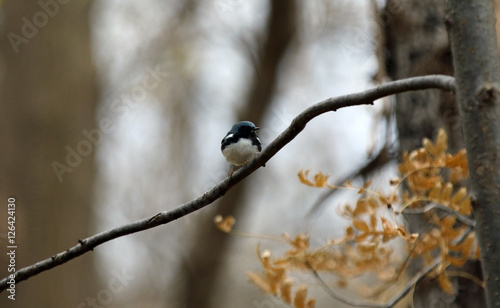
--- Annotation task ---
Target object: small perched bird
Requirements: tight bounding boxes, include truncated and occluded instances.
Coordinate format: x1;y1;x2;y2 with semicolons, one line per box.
221;121;262;175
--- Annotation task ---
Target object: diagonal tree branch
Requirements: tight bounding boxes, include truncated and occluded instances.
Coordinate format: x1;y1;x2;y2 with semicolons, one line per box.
0;74;455;292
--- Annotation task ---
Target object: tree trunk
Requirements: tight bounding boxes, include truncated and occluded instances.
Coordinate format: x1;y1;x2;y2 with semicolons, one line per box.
383;0;485;306
0;1;98;307
447;0;500;306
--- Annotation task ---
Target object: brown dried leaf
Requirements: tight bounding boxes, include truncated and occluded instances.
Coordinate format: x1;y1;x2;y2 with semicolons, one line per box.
293;285;308;308
378;194;390;205
298;169;314;186
441;215;457;229
351;200;367;217
247;271;272;294
298;170;332;188
358;243;377;253
353;220;370;233
314;172;330;187
306;299;316;308
396;226;419;243
428;182;442;199
434;128;448;157
408;233;419;243
214;215;235;233
280;279;293;304
450;233;475;257
415;148;430;164
356;232;370;242
450;187;467;205
424;128;447;158
266;267;286;294
381;216;393;232
422;138;433;154
445;149;467;169
412;175;442;190
439;182;454;201
458;196;472;215
370;214;377;229
286;234;310;254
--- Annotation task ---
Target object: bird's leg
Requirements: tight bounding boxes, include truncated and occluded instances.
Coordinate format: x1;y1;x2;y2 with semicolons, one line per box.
228;165;236;177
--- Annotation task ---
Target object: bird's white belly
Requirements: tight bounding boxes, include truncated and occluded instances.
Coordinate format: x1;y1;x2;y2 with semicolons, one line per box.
222;138;259;166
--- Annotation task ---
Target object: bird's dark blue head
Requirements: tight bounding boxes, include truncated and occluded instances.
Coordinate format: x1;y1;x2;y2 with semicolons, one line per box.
228;121;259;136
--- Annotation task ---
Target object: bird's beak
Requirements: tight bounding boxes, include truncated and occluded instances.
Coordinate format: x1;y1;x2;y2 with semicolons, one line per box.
254;127;260;131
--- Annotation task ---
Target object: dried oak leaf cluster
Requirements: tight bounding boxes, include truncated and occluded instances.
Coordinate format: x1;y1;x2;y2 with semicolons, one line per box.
215;128;480;306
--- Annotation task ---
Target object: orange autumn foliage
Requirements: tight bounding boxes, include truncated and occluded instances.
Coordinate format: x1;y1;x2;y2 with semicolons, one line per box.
216;128;480;305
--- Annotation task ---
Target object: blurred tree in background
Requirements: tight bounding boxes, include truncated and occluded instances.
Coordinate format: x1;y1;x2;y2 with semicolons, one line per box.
185;1;297;307
0;1;98;307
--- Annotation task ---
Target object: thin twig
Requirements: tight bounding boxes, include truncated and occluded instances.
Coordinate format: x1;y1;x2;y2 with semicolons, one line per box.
402;203;476;227
0;75;455;292
308;145;394;216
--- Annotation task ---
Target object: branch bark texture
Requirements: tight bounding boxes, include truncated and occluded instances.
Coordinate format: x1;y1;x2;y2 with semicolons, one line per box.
0;75;455;292
447;1;500;306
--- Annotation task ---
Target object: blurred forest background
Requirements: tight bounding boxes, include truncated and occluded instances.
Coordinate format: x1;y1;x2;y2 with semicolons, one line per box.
1;0;500;307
